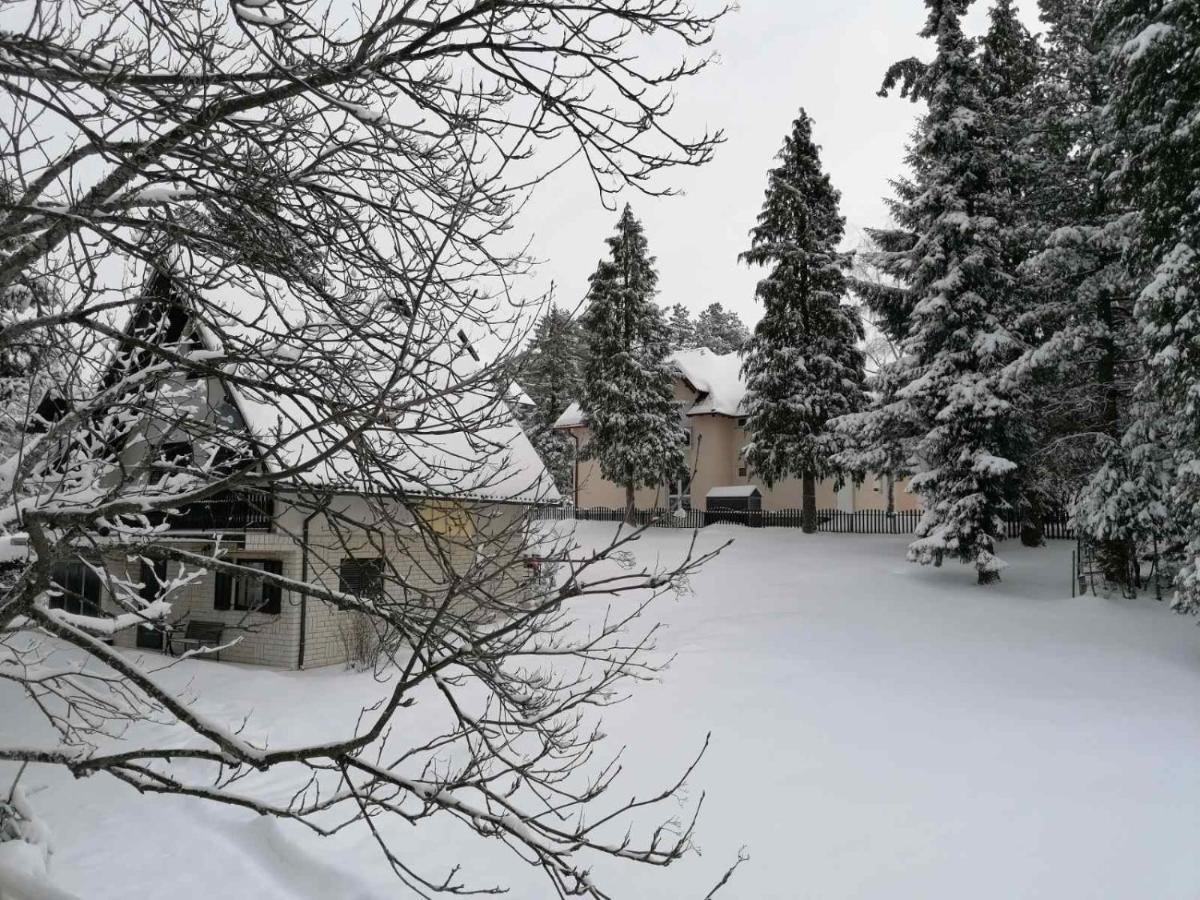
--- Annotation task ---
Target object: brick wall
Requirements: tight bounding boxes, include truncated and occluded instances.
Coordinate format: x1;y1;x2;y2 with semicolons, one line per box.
105;537;302;668
98;498;533;670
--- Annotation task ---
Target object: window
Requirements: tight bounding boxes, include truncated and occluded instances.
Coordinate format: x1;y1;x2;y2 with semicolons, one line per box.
738;465;748;477
737;416;748;429
214;558;282;614
210;443;253;475
138;559;169;649
339;558;385;599
153;440;193;474
140;558;168;603
675;402;692;447
49;560;104;617
668;477;691;512
419;501;475;538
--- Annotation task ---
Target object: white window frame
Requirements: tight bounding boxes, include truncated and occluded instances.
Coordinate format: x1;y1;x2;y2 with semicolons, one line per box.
668;476;691;512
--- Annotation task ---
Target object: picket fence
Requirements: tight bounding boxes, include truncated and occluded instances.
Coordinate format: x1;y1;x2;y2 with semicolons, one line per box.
537;505;1075;539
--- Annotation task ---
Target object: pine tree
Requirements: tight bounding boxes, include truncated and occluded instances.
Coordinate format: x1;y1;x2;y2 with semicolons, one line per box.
837;247;915;515
1092;0;1200;610
516;305;586;490
667;303;696;350
739;109;866;533
1005;0;1144;575
580;205;687;522
977;0;1046;545
693;302;750;354
868;0;1032;584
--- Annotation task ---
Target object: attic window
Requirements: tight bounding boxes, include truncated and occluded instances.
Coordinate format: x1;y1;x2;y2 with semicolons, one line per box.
210;444;253;474
737;417;748;428
26;393;70;434
155;440;193;469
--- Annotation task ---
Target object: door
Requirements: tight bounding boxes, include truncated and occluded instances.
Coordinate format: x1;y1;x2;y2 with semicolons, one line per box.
136;558;169;650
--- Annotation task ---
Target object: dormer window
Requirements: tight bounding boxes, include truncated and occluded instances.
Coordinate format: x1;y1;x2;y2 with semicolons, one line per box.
154;440;193;470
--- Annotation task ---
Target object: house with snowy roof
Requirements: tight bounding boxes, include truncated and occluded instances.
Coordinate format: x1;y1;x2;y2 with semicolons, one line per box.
32;265;557;669
553;347;920;515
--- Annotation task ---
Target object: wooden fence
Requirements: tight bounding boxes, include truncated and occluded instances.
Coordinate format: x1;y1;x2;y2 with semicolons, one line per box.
536;505;1075;539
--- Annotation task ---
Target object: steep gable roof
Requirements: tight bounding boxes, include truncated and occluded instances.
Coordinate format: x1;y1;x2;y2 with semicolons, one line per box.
552;348;748;430
94;265;557;504
669;348;747;417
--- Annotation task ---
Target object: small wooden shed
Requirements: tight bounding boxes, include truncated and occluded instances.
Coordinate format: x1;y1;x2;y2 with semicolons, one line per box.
706;485;763;512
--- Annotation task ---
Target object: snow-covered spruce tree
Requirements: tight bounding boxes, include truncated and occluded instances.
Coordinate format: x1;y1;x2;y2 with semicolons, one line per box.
514;305;586;490
739;110;866;533
873;0;1033;584
0;1;742;895
1004;0;1145;576
693;302;750;354
975;0;1048;545
836;240;914;514
581;205;687;523
834;178;925;503
1092;0;1200;610
667;302;697;350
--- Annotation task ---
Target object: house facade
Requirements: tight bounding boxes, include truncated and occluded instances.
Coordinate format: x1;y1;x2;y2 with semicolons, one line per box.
81;493;532;669
39;269;555;669
553;348;921;514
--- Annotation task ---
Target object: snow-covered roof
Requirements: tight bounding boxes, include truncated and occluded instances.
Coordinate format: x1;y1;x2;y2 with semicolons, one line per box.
506;380;535;409
153;265;558;504
553;401;585;430
671;348;747;417
707;485;761;498
551;348;747;432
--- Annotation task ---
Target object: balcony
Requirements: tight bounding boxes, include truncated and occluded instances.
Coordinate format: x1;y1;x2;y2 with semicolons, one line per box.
164;490;274;532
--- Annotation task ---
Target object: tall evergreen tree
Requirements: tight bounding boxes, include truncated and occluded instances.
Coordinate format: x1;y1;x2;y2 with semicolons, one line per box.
580;205;687;522
1089;0;1200;610
864;0;1032;584
693;302;751;354
515;305;586;490
1007;0;1144;577
739;109;866;533
977;0;1047;545
837;247;915;516
667;302;697;350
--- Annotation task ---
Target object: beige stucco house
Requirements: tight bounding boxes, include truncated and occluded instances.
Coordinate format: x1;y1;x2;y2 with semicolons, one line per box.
40;268;556;669
553;348;921;514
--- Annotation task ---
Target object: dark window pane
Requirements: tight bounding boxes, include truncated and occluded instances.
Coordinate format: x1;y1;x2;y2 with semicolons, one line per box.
49;560;103;617
339;558;384;599
214;558;282;614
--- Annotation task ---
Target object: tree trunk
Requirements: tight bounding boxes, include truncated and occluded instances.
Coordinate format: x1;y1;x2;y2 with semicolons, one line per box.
885;472;895;516
978;566;1002;586
801;471;817;534
1092;177;1137;592
624;482;636;525
1021;493;1044;548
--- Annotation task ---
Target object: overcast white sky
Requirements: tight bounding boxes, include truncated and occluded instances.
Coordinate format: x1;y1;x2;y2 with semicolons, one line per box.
512;0;1040;331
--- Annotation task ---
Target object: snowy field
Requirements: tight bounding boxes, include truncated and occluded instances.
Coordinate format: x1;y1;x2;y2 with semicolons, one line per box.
4;523;1200;898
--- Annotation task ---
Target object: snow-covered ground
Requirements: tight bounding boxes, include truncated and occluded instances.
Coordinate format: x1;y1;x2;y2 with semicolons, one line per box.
4;524;1200;898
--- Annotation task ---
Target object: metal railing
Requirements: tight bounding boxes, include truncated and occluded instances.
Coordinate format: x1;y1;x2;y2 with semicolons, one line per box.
165;490;274;532
537;505;1075;539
